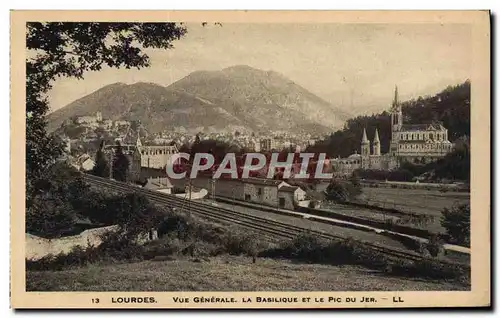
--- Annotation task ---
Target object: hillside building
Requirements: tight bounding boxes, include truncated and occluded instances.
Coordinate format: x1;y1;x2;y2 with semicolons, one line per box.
75;112;102;125
102;130;180;182
260;138;276;152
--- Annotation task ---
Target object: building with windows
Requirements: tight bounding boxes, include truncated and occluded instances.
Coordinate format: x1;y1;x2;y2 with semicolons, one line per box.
333;87;454;175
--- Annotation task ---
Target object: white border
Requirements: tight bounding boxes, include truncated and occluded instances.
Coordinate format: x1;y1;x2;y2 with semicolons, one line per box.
4;1;498;317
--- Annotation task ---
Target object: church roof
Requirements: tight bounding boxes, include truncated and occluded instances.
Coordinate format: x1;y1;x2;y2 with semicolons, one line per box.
398;140;429;144
348;153;361;158
398;139;450;144
400;124;446;132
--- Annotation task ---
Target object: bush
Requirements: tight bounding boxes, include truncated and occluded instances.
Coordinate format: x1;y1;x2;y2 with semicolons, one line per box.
439;185;449;193
261;234;386;268
26;195;77;239
222;231;260;256
440;203;470;246
26;162;90;238
424;235;444;257
325;178;362;203
325;180;349;203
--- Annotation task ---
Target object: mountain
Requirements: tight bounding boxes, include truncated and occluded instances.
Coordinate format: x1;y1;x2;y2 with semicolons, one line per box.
47;65;350;135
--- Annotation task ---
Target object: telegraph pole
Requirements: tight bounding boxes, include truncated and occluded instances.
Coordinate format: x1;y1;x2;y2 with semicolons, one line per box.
188;178;192;217
211;177;216;201
109;149;113;180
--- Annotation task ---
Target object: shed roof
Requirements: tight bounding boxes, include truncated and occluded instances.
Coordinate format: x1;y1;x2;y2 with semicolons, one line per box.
278;185;301;193
145;177;173;189
243;177;289;187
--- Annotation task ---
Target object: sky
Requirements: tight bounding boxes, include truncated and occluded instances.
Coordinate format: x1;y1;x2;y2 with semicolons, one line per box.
46;23;471;115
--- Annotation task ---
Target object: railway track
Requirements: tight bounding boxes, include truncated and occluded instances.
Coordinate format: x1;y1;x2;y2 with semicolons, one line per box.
82;174;468;266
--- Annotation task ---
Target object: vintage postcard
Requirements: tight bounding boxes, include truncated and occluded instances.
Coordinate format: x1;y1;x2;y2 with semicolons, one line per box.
11;10;490;309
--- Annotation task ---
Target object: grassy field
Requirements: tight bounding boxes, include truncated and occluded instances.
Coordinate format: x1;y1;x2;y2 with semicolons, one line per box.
360;187;470;217
26;255;468;292
312;186;470;235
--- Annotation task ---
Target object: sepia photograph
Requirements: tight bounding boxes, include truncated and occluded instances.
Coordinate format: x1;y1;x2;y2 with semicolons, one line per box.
10;10;490;308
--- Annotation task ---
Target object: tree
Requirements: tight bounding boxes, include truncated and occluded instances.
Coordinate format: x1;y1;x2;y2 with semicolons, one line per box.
112;142;130;182
26;194;76;238
348;171;363;197
26;162;90;238
325;180;349;203
433;136;470;182
26;22;187;199
194;134;201;145
440;203;470;247
91;141;110;178
105;193;165;241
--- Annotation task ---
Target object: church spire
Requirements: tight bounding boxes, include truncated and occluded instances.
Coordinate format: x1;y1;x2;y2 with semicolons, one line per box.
361;128;370;157
361;128;369;144
373;128;381;156
392;85;399;108
373;128;380;143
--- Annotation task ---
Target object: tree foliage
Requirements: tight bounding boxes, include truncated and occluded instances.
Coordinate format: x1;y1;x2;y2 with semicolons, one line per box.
349;171;363;197
26;162;90;238
91;141;110;178
440;203;470;247
432;137;470;182
325;180;350;203
26;22;187;196
112;143;130;182
26;22;187;237
101;193;165;240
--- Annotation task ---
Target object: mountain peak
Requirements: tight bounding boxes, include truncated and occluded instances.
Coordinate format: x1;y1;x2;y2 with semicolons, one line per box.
222;65;257;72
48;66;350;134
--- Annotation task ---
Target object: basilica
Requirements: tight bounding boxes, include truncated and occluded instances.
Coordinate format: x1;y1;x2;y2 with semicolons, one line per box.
331;87;454;176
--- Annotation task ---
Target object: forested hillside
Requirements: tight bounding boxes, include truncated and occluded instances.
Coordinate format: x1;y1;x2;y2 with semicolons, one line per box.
308;81;470;158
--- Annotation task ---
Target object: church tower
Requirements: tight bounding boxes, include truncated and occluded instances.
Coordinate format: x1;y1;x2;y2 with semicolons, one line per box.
390;85;403;132
389;86;402;156
361;128;370;169
373;128;381;156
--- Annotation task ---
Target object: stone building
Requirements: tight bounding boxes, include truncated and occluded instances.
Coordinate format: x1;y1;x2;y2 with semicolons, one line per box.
75;111;102;125
139;143;179;169
386;86;454;164
333;86;454;176
241;178;291;207
260;138;276;152
277;185;307;210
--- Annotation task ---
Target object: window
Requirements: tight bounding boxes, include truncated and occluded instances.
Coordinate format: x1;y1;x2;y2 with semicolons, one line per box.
257;188;262;196
245;194;251;201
